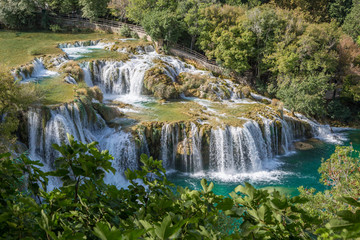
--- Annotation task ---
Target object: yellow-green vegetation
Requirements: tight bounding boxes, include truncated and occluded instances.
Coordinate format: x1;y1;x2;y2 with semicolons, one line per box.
107;39;151;53
36;74;76;105
76;86;103;103
143;60;179;99
0;31;117;69
125;100;205;123
78;49;129;62
0;71;41;152
60;61;84;82
178;72;219;100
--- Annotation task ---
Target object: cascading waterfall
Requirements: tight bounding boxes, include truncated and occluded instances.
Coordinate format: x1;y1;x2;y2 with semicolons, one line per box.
23;40;343;189
209;122;268;173
14;58;59;82
84;52;216;100
294;113;345;144
155;116;305;174
27;102;138;190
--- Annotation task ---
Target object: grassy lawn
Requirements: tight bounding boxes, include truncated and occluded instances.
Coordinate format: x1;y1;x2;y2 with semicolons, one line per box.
0;30;117;69
77;49;129;62
36;74;76;105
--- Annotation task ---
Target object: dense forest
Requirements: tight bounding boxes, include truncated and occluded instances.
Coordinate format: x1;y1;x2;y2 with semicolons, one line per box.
0;0;360;239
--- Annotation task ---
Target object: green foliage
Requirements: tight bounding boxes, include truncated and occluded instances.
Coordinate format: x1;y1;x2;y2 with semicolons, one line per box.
328;0;353;24
118;25;132;38
274;74;331;116
327;99;352;122
0;0;37;29
343;0;360;40
267;22;340;116
49;24;64;33
1;137;360;239
79;0;111;20
299;146;360;222
201;6;255;73
273;0;330;22
0;72;41;153
45;0;79;14
50;133;115;202
141;9;184;43
341;74;360;102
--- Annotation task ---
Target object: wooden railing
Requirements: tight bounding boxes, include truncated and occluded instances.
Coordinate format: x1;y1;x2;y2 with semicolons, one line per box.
50;14;223;73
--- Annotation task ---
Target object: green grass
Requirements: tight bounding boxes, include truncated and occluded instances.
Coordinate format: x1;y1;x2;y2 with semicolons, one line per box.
77;49;129;62
125;100;206;123
0;30;118;69
36;74;76;105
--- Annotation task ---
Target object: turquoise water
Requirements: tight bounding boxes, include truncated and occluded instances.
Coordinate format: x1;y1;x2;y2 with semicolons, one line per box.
168;130;360;197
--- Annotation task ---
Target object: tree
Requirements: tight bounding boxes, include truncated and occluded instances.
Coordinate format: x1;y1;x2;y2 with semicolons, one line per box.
0;0;37;29
328;0;353;25
108;0;129;21
50;134;115;203
0;72;41;153
79;0;111;19
299;146;360;223
177;0;214;49
44;0;79;14
141;9;185;44
244;5;283;83
207;20;255;73
272;0;329;22
266;22;340;116
275;74;331;116
343;0;360;41
126;0;177;23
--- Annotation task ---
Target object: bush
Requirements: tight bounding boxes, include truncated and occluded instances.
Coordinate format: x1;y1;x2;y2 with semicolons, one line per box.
327;99;352;122
119;25;132;38
49;24;63;33
131;31;139;39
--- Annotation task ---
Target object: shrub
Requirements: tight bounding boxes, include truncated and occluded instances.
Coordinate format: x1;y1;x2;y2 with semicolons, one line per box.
49;24;63;33
131;31;139;39
119;25;132;38
327;99;352;122
60;61;84;82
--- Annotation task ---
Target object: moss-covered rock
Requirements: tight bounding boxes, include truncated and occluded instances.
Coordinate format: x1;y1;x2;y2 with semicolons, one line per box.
92;103;124;123
60;60;84;82
294;141;314;150
143;63;179;99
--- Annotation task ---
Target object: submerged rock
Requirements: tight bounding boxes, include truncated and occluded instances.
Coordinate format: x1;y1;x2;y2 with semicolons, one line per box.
294;141;314;150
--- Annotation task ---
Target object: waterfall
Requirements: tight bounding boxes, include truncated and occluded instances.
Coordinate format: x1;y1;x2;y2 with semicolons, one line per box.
294;113;345;144
90;59;151;96
82;52;240;102
156;117;304;174
182;123;203;172
27;102;138;190
209;122;269;173
81;62;94;87
58;40;101;48
15;58;58;82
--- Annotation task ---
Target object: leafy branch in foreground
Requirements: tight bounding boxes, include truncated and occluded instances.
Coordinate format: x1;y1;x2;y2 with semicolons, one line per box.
0;136;359;239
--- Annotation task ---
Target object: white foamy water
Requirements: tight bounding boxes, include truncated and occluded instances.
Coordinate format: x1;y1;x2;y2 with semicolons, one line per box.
19;58;58;83
60;41;112;59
